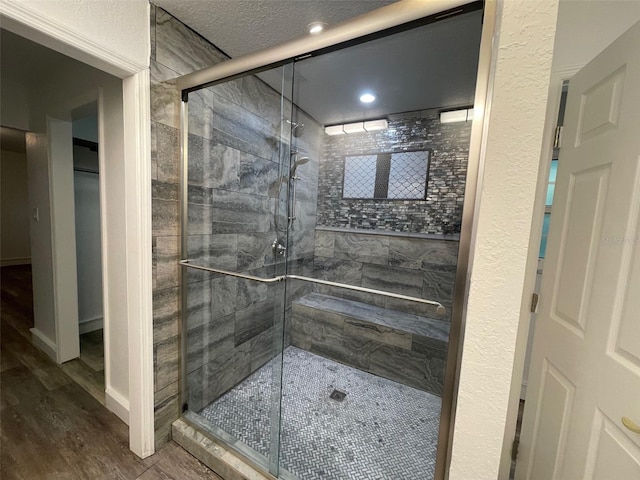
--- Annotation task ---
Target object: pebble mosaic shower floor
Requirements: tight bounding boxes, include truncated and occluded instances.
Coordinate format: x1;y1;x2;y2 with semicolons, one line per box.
199;346;442;480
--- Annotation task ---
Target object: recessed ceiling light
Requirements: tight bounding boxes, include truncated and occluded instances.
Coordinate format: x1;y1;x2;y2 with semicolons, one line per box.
359;93;376;104
308;22;326;35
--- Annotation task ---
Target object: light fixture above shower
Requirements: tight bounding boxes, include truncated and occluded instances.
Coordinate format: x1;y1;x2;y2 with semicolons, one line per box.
324;119;388;136
308;22;327;35
359;92;376;104
440;107;474;124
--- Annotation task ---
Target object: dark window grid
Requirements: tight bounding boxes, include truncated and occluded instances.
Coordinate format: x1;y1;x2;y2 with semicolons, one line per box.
341;149;431;200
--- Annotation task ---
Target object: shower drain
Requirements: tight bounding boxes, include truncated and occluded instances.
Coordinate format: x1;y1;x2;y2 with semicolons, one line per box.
329;389;347;402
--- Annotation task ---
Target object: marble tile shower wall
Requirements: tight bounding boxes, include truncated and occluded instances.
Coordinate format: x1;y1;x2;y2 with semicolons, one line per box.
312;230;459;321
150;5;320;447
316;111;472;234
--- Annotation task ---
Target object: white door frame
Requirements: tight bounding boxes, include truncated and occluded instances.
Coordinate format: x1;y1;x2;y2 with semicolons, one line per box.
498;64;584;477
0;1;155;458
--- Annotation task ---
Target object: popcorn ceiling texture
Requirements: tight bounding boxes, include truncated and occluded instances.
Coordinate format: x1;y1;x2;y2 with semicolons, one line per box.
448;1;559;479
316;112;471;234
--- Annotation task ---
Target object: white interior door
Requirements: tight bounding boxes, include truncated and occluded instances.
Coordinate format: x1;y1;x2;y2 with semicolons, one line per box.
515;20;640;480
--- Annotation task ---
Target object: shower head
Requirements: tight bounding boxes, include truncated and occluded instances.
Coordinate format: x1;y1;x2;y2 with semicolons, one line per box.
292;122;305;137
290;156;310;176
285;119;305;137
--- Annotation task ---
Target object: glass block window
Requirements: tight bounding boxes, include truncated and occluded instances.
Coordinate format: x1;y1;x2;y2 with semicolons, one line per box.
342;155;377;198
342;150;430;200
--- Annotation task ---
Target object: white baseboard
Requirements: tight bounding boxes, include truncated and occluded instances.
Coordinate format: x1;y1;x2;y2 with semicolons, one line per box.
1;257;32;267
79;316;104;334
30;328;57;362
106;387;130;426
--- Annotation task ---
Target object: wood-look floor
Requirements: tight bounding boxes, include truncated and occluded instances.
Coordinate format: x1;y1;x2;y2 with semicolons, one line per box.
1;265;222;479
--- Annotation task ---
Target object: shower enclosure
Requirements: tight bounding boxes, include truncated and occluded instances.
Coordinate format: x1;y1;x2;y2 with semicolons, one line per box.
176;1;487;478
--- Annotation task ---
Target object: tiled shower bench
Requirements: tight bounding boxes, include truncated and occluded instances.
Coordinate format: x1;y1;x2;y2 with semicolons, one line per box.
289;293;450;396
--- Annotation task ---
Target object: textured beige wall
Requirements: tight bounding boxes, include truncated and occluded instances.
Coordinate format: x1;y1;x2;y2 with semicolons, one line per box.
449;1;559;478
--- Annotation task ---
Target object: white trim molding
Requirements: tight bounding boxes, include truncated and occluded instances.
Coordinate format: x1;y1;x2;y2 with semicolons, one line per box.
106;387;130;426
0;257;32;266
0;0;147;78
79;317;104;335
123;69;155;458
30;327;57;361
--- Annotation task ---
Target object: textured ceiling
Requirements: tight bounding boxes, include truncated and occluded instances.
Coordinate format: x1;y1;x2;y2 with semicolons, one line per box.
152;0;397;57
153;1;483;125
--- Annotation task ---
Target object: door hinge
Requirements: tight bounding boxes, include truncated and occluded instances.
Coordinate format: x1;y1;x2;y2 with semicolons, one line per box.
553;125;563;149
530;293;540;313
511;436;520;461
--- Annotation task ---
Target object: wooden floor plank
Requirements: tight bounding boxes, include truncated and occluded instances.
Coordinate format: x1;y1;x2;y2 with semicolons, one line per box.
0;266;222;480
0;348;21;373
80;330;106;372
60;358;106;405
137;442;222;480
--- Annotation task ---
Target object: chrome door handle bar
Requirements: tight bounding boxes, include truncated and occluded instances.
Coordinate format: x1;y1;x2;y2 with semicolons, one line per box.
287;274;446;313
180;260;446;313
179;260;285;283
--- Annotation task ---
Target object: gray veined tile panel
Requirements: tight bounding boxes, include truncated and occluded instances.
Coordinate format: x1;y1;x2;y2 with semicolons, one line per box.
187;313;236;374
155;336;180;392
248;327;276;372
150;61;180;129
151;121;158;181
154;384;181;449
155;235;180;290
209;79;243;107
309;334;373;372
209;190;273;234
237;232;279;271
422;268;456;309
156;122;180;184
343;319;412;350
188;203;213;235
312;256;363;286
187;87;215;140
369;344;446;395
199;347;441;480
361;263;423;298
155;7;227;76
187;234;238;271
240;75;283;128
188;185;215;207
186;276;238;331
334;232;390;266
150;3;156;61
388;236;459;270
152;198;179;236
237;153;282;198
153;287;180;344
152;181;179;202
234;274;270;312
188;135;241;191
211;93;280;162
234;299;275;346
293;293;450;342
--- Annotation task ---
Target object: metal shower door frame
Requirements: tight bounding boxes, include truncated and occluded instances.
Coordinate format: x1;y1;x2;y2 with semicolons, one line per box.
177;0;499;477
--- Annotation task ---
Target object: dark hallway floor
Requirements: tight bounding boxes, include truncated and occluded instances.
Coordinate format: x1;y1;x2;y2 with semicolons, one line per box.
0;265;221;479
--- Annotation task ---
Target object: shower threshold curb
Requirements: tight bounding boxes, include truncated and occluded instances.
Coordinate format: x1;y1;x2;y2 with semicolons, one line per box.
172;418;273;480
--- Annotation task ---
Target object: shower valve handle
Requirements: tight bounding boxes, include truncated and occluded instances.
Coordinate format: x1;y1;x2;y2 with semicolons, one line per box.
272;239;287;257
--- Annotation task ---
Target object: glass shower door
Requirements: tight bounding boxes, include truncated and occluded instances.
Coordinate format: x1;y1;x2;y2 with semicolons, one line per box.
180;62;294;477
